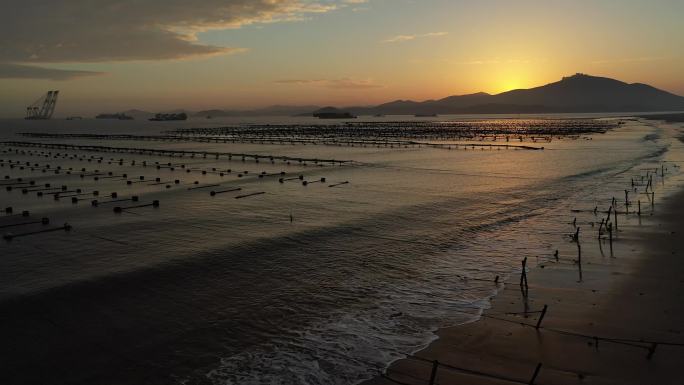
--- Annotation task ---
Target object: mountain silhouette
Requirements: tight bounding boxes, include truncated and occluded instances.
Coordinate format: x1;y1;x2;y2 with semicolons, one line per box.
119;74;684;118
347;74;684;115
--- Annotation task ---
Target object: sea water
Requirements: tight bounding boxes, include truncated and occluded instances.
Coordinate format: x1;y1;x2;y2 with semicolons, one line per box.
1;114;683;384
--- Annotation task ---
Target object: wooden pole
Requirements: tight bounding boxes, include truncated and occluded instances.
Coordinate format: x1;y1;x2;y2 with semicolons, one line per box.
3;223;71;241
577;241;583;281
529;363;543;385
210;188;242;196
235;191;266;199
625;190;629;214
428;360;439;385
536;305;548;329
520;257;529;295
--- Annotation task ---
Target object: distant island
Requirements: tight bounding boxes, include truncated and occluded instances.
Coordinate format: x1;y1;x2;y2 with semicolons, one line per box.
96;113;134;120
194;105;321;118
637;112;684;123
312;107;357;119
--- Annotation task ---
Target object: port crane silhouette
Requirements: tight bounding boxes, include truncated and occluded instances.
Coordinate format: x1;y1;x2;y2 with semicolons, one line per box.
25;90;59;120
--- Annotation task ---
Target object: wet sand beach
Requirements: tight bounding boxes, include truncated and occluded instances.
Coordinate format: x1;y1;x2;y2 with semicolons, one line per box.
365;160;684;384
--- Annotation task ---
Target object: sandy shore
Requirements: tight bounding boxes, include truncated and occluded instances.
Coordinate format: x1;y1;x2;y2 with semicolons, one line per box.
364;188;684;384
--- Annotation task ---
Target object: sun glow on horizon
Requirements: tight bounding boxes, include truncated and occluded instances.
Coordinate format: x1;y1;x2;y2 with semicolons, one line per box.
492;79;526;94
480;70;538;95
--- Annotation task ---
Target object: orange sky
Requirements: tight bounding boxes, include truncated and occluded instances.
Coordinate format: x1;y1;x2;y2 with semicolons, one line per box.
1;0;683;117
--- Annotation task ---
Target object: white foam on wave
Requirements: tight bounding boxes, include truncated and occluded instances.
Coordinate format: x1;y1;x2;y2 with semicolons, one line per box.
204;250;500;385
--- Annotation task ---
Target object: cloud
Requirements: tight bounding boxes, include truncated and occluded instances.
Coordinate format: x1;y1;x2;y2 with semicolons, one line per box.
456;60;501;65
383;35;417;43
422;32;448;38
382;31;448;43
1;0;344;63
0;0;344;79
448;57;539;65
275;78;383;89
0;63;104;80
346;0;370;12
590;56;666;65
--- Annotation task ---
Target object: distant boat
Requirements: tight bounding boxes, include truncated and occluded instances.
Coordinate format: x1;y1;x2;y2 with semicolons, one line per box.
66;116;83;120
415;113;438;117
96;113;134;120
149;112;187;121
373;114;385;117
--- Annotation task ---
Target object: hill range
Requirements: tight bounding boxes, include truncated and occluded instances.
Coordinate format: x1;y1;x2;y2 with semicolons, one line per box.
106;74;684;118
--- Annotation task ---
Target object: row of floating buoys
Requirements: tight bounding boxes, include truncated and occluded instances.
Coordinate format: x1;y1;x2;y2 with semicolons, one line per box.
2;149;330;185
2;206;70;242
3;222;71;241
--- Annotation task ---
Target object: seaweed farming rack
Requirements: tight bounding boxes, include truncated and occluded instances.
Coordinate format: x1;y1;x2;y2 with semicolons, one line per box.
165;119;620;142
15;116;619;153
0;141;352;165
16;133;545;150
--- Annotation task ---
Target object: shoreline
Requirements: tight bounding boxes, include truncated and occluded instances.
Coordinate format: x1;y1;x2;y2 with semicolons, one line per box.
363;166;684;384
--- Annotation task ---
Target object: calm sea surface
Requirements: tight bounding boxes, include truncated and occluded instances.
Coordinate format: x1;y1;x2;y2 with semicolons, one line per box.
1;114;683;384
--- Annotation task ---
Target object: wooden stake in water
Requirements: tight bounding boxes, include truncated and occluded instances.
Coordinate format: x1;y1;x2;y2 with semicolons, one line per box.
520;257;529;295
428;360;439;385
624;190;629;214
577;241;583;281
536;305;548;329
529;363;543;385
608;223;614;257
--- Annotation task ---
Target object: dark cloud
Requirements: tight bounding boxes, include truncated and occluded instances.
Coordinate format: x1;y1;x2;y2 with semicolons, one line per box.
1;0;341;63
0;63;104;80
0;0;342;79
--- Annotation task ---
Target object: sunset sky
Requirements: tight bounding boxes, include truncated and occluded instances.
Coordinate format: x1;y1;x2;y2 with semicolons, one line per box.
1;0;683;117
